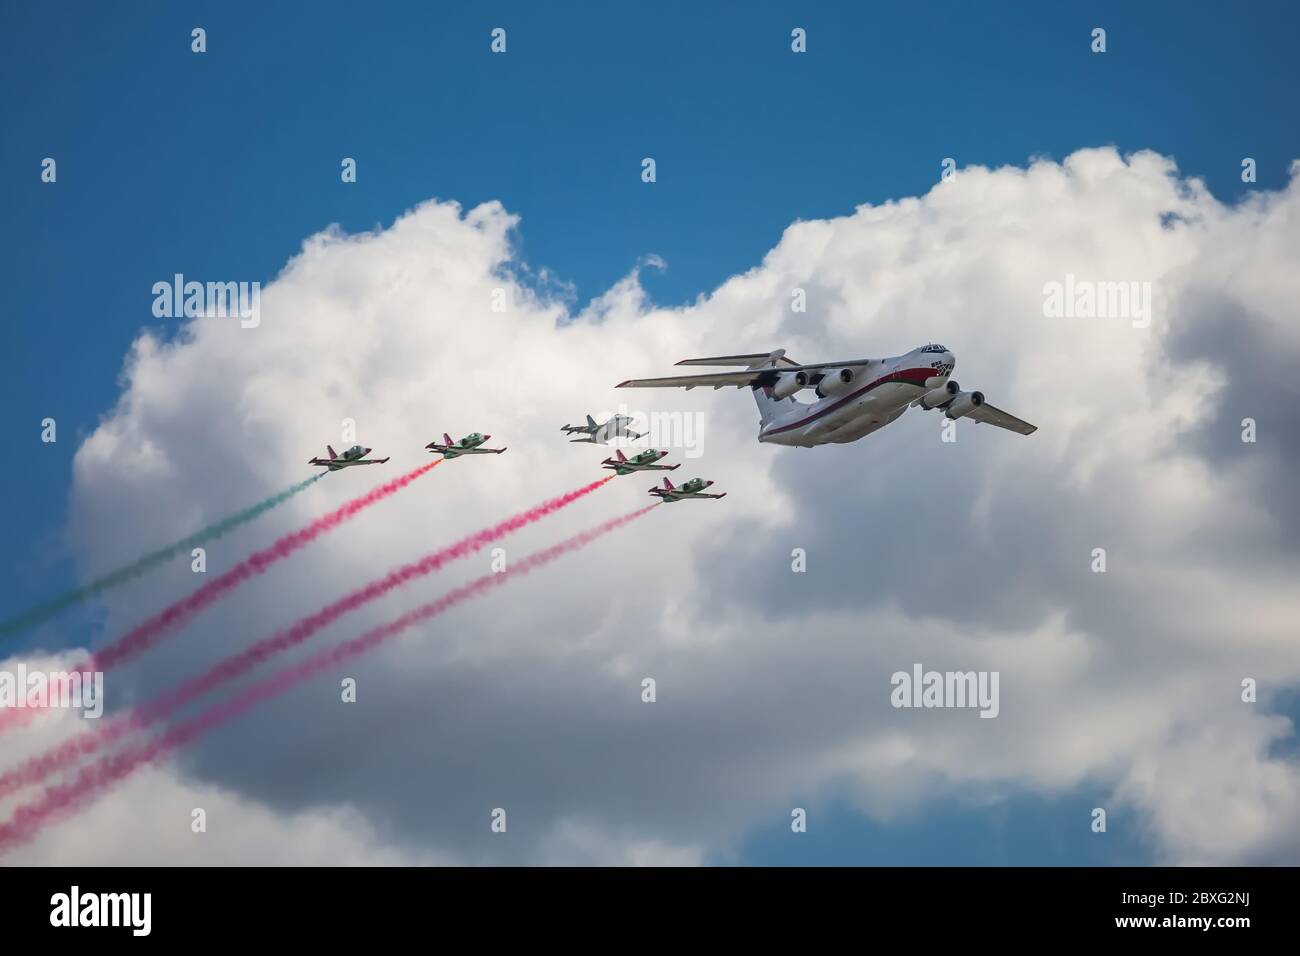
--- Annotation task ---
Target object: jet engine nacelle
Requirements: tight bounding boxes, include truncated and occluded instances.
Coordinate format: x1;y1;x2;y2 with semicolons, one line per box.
770;372;804;400
920;380;960;410
944;390;985;420
803;367;856;398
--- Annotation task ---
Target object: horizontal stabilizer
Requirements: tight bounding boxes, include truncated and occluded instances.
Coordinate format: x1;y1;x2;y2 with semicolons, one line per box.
674;352;799;368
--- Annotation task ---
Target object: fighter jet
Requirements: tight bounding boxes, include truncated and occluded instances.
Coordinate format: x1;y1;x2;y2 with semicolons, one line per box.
648;476;726;502
561;414;643;444
617;346;1035;447
308;445;390;471
601;448;679;475
425;432;507;459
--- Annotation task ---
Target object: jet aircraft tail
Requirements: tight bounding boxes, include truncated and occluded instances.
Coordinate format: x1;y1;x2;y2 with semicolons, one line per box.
744;350;799;426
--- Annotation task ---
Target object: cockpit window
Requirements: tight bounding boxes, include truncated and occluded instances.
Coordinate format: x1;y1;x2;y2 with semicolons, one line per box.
921;343;949;353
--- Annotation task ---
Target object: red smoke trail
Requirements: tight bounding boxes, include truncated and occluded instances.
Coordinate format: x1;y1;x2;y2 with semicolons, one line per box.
0;459;441;737
0;505;656;853
0;475;613;796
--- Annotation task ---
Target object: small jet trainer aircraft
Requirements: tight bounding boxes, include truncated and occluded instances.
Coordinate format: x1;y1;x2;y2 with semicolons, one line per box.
649;477;726;502
308;445;391;471
425;432;507;459
602;448;679;475
617;346;1035;447
561;414;644;444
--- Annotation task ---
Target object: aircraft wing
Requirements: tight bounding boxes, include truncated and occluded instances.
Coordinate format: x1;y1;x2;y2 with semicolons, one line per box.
617;370;770;390
966;403;1037;436
617;358;876;390
674;353;802;368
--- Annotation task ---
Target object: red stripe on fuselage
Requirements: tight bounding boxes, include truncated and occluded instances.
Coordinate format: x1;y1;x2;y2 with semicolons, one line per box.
761;367;934;436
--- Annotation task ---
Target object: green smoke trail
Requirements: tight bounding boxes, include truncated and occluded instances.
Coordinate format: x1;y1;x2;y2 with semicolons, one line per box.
0;474;324;641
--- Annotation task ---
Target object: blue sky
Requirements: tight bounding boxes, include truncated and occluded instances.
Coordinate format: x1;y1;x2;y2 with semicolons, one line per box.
2;1;1298;864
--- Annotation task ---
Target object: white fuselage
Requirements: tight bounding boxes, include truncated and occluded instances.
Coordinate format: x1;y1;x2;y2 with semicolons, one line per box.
591;418;638;444
758;346;956;448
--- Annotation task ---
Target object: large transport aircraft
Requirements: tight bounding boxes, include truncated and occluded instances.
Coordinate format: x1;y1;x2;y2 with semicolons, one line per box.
617;346;1035;447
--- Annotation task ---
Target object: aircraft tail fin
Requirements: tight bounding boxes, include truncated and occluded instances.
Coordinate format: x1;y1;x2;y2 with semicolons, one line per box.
616;449;627;462
663;477;674;491
327;445;338;460
741;350;799;425
443;433;453;447
586;414;597;428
